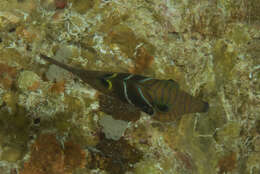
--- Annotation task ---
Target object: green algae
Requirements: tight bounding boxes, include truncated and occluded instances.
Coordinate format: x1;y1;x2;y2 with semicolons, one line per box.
69;0;96;14
0;49;26;66
134;160;162;174
0;104;30;162
228;25;250;45
195;102;227;135
247;0;260;22
214;122;241;148
1;146;23;162
176;116;217;174
213;39;237;88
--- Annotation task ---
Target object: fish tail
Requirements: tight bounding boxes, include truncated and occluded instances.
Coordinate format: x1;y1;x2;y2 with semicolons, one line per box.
188;95;209;114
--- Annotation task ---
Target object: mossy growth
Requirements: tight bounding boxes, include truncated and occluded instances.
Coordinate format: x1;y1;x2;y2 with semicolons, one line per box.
0;146;23;162
134;160;162;174
214;121;241;148
40;111;77;135
195;103;227;135
227;25;250;45
69;0;96;14
0;103;31;161
247;0;260;22
175;116;217;174
0;48;29;67
53;112;73;133
39;109;99;147
98;12;130;34
213;39;237;88
64;95;85;115
67;121;100;147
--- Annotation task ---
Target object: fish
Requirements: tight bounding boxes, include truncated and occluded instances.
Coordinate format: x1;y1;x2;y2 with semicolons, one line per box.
40;54;209;121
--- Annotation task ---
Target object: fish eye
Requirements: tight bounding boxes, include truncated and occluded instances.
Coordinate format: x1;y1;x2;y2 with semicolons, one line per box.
100;78;109;87
100;78;112;90
100;73;117;90
156;104;170;113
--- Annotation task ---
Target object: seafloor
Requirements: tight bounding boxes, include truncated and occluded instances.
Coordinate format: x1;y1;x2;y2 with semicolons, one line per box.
0;0;259;174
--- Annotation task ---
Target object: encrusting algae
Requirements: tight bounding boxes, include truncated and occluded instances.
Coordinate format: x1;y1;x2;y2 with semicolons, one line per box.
0;0;259;174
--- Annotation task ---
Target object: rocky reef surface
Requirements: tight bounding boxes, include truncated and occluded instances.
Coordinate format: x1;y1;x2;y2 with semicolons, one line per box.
0;0;259;174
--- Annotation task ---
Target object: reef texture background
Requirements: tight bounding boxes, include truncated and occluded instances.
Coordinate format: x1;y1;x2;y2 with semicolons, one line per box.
0;0;260;174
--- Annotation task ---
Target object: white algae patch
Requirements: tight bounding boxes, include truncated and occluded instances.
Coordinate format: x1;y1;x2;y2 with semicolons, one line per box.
99;115;129;141
45;64;70;82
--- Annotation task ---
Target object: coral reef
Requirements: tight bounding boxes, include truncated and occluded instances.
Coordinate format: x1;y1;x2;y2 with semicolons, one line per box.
0;0;259;174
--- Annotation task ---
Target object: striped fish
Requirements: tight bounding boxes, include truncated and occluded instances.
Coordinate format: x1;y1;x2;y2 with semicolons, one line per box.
40;54;209;121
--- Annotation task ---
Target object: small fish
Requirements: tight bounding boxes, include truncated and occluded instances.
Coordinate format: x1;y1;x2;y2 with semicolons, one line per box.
40;54;209;121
